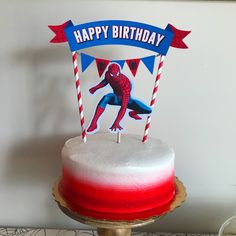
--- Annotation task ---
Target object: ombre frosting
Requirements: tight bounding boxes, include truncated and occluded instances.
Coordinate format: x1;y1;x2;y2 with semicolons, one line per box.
59;133;175;220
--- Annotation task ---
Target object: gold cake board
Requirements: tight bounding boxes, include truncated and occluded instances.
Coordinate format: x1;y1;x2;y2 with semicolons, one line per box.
52;177;186;236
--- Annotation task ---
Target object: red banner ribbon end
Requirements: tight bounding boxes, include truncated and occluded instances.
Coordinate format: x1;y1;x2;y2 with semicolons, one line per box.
48;21;71;43
168;24;191;49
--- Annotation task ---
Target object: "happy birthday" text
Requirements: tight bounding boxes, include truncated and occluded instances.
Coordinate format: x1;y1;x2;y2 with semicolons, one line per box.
73;25;165;47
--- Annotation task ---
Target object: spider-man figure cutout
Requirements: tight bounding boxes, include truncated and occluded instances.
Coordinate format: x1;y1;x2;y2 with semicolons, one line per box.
87;63;152;133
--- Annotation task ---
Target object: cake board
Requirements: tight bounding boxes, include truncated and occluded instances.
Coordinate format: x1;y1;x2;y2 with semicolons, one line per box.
52;177;186;236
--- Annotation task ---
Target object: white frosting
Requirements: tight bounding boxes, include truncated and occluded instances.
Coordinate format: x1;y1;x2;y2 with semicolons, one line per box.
62;133;174;187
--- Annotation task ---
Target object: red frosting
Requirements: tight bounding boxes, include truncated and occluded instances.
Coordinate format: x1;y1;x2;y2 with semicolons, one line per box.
59;167;176;221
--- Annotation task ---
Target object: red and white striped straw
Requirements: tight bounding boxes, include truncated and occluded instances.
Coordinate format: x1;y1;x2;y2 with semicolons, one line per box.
142;55;165;143
72;51;87;143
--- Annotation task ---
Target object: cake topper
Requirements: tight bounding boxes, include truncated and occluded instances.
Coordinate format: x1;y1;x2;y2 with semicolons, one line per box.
49;20;190;142
87;62;152;134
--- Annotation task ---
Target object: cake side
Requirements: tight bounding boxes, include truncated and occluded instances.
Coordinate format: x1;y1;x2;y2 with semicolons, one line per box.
59;133;175;220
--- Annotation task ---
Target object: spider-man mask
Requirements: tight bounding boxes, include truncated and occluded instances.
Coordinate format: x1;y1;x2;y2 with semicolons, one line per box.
108;64;120;78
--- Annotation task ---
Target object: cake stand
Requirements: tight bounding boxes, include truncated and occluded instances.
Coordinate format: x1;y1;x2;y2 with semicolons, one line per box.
52;177;186;236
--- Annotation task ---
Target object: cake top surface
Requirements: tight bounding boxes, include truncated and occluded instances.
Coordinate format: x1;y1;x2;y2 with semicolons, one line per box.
62;133;174;172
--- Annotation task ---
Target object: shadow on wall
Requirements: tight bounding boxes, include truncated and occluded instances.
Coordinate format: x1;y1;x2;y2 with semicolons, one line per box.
7;47;77;184
12;45;114;134
3;134;83;227
3;134;77;187
13;46;79;134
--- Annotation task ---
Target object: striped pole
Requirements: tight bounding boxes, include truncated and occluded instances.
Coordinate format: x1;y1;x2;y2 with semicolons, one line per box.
72;51;87;143
142;55;165;143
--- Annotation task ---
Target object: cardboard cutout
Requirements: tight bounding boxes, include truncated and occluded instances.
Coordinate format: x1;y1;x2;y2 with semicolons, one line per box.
49;20;190;141
87;63;152;133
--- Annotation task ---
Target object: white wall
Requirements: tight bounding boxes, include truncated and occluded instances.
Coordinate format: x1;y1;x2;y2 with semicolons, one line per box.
1;0;236;233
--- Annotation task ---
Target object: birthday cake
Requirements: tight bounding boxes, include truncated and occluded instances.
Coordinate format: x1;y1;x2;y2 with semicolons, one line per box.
59;133;175;220
49;19;190;221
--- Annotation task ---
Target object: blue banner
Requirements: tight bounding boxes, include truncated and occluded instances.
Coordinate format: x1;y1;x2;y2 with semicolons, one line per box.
80;52;157;76
141;55;156;74
80;53;94;72
64;20;174;55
